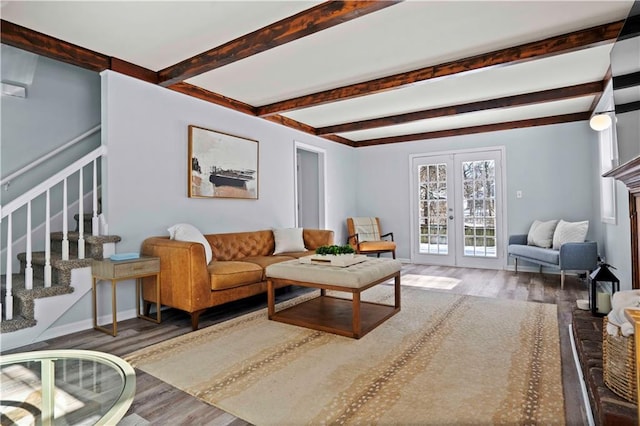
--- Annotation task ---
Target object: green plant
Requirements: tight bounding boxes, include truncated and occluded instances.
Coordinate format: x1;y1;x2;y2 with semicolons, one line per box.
315;244;355;255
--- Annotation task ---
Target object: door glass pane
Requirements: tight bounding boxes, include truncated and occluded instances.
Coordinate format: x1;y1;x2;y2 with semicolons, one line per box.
418;164;448;254
462;160;496;258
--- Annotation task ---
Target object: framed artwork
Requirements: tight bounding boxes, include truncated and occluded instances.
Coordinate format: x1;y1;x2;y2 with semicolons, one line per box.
188;125;259;199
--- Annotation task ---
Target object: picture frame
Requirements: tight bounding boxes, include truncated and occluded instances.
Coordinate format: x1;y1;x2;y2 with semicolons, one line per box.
188;125;259;199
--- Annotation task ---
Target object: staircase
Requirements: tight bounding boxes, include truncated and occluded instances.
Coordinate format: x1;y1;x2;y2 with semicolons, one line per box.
1;144;119;349
1;215;121;334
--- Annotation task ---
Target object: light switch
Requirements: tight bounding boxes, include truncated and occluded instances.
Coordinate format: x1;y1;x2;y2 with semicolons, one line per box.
516;190;523;199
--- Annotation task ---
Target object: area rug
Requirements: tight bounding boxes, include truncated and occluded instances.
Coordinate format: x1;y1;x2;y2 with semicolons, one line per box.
125;286;565;425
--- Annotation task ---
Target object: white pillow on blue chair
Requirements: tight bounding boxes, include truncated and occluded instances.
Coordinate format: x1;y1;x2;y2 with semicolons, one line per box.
552;220;589;250
527;219;558;248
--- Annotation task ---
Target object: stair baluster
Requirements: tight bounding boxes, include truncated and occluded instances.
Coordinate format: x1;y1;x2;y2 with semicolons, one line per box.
78;167;85;259
92;159;99;236
44;189;52;287
25;201;33;290
5;214;13;320
62;178;69;261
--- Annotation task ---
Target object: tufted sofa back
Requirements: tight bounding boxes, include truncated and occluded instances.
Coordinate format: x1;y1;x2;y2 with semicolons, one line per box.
207;230;274;261
204;229;334;261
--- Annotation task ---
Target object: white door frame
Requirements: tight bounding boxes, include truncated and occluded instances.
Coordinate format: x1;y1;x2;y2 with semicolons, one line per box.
293;141;327;229
409;146;507;269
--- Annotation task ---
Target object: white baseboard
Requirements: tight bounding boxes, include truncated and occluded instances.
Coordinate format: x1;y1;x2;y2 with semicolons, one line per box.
37;308;138;341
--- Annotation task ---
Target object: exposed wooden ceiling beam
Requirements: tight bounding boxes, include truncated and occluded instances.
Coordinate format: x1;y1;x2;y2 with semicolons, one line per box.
262;115;355;146
1;19;110;72
316;81;603;136
263;114;317;134
323;134;356;147
354;112;590;147
158;1;402;87
257;21;623;117
0;19;161;84
110;58;158;84
169;82;256;116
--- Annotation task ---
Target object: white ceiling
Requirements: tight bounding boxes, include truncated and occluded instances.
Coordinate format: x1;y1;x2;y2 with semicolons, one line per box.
1;1;635;145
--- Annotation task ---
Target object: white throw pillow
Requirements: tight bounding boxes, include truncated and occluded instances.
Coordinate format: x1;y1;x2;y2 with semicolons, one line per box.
168;223;212;264
552;220;589;250
527;219;558;248
273;228;306;254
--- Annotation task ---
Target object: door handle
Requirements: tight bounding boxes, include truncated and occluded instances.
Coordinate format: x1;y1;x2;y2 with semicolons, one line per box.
449;215;454;220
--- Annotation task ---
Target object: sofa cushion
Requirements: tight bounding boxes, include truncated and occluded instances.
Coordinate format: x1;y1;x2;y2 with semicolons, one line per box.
508;244;559;265
208;261;263;290
552;220;589;250
273;228;306;254
527;219;558;248
168;223;212;264
242;255;295;277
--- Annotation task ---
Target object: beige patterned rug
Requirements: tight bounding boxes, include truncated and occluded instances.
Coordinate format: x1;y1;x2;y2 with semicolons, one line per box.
125;286;565;425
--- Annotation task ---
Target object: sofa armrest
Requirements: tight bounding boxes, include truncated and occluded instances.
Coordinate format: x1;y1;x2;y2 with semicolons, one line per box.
559;241;598;271
141;237;211;313
508;234;528;246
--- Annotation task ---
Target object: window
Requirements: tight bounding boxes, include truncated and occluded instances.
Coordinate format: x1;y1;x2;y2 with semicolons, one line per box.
599;116;618;224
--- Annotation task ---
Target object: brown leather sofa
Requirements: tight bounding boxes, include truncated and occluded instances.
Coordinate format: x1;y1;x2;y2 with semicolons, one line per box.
140;228;334;330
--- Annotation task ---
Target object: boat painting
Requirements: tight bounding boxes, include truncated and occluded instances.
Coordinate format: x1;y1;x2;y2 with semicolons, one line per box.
209;167;256;189
188;125;258;199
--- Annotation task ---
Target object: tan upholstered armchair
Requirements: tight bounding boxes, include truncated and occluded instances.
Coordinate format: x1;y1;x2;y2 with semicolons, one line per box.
347;217;396;259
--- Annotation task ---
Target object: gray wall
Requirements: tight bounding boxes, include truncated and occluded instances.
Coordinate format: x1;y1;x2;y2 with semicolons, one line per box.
602;181;632;289
1;48;101;205
354;122;603;264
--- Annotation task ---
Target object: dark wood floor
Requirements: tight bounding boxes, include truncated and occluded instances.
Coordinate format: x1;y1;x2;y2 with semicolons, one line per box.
5;265;590;425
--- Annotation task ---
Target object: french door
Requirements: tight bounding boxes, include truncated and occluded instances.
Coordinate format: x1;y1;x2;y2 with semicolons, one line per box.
410;148;504;269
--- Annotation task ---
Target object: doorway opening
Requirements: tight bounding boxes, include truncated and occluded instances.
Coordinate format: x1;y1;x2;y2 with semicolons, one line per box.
294;142;326;229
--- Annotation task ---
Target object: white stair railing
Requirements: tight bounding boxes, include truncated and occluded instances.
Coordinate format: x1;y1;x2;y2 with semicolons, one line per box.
1;145;106;321
1;125;101;190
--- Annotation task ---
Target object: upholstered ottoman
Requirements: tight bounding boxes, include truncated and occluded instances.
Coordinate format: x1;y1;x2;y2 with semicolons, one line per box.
265;258;401;338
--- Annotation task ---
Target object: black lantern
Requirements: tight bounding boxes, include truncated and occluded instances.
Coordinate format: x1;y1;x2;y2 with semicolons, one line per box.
589;263;620;316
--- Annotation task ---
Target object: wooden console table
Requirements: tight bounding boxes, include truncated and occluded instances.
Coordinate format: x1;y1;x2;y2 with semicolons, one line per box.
92;256;160;336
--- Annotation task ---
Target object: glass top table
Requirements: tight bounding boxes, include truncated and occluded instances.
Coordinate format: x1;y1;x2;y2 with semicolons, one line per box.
1;349;136;426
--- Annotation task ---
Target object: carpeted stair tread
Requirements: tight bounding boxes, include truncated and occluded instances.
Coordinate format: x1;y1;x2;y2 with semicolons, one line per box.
49;232;121;244
1;315;37;333
17;251;94;270
1;274;74;333
49;233;122;259
2;274;73;297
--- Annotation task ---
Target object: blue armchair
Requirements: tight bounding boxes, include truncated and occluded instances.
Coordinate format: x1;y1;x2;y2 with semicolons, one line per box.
507;234;598;289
